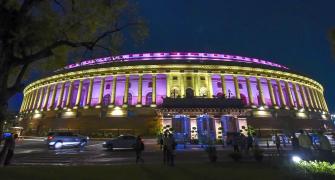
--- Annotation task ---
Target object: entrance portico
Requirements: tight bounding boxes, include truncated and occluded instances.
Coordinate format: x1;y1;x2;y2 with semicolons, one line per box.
158;107;247;143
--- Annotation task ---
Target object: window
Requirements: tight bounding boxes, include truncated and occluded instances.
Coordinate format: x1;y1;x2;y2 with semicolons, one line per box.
106;84;111;90
217;82;222;88
148;82;152;88
200;76;205;80
238;83;243;89
186;77;192;80
128;82;131;88
173;76;178;80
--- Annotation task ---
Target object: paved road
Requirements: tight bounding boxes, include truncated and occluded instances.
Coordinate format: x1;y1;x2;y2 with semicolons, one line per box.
3;138;334;166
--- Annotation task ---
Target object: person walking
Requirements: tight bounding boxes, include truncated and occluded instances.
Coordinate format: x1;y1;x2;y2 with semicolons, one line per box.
298;130;312;160
317;131;333;163
232;134;239;152
135;136;144;164
166;133;176;166
247;134;254;152
291;133;299;153
0;134;18;166
275;134;281;155
162;132;169;165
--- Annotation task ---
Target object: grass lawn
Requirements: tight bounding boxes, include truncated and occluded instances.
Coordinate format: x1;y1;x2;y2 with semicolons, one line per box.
0;162;303;180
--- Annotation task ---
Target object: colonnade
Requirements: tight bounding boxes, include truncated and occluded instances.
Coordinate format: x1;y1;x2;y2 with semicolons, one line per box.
20;73;329;113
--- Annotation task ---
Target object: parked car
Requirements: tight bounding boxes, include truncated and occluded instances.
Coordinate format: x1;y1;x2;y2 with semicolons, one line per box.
46;132;89;149
102;135;137;150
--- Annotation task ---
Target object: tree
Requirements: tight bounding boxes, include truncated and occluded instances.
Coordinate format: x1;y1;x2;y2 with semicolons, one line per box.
0;0;147;137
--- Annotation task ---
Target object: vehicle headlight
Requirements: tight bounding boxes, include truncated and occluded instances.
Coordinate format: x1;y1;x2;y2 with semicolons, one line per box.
103;142;106;145
49;142;56;145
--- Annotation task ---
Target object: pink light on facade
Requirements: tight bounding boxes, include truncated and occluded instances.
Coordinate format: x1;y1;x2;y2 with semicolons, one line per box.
57;52;289;72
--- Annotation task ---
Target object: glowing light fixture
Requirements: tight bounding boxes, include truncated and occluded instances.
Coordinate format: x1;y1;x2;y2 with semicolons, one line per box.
292;156;302;163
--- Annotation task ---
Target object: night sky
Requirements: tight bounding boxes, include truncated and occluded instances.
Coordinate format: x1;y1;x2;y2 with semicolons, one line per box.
9;0;335;113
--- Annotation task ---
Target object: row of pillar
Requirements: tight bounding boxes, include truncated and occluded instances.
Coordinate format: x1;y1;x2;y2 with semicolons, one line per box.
21;74;158;112
20;74;328;113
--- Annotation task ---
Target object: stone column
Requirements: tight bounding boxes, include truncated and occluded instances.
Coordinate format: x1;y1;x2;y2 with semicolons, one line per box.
257;78;265;106
267;79;277;107
85;78;94;108
49;84;57;110
137;74;143;106
311;88;321;110
123;75;130;106
19;95;26;112
293;83;302;108
221;75;227;97
276;80;286;107
37;87;45;110
66;81;74;108
32;89;39;110
319;93;329;112
22;93;28;111
151;74;157;107
207;74;213;98
233;75;240;99
56;82;65;109
194;74;200;96
28;92;34;110
166;74;171;97
97;77;105;108
110;75;117;107
42;85;51;110
180;74;185;97
299;84;309;109
305;86;315;109
315;91;325;111
74;79;83;108
285;81;294;108
246;77;254;106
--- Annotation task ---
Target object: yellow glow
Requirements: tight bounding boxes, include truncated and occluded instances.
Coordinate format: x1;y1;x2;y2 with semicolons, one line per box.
253;110;271;117
23;64;324;94
110;107;125;117
296;112;307;119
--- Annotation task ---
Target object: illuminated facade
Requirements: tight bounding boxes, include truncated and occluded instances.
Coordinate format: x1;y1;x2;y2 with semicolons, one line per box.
20;52;331;137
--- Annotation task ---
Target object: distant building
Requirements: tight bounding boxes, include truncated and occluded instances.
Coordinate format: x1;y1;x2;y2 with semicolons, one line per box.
19;52;332;139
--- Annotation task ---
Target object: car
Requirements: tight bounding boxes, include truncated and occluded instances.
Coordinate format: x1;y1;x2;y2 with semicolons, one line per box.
46;132;89;149
102;135;137;150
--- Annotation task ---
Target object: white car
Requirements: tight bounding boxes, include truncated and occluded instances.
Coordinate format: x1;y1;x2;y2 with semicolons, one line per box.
102;135;137;150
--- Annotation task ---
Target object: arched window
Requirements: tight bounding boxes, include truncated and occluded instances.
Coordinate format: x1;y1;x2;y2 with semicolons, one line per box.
103;94;111;106
238;83;243;89
146;92;152;105
128;93;132;105
217;82;222;88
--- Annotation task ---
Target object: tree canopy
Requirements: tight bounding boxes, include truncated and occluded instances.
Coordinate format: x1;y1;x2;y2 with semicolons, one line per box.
0;0;147;132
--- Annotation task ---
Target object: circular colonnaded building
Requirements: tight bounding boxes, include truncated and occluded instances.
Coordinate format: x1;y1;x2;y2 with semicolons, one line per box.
19;52;332;139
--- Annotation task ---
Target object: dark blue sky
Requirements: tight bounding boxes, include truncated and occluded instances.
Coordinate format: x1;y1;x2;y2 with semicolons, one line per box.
9;0;335;113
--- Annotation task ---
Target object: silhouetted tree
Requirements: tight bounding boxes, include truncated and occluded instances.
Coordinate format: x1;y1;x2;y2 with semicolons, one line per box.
0;0;147;138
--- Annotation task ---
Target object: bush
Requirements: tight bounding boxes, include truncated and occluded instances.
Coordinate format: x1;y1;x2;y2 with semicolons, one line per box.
229;152;242;162
295;161;335;177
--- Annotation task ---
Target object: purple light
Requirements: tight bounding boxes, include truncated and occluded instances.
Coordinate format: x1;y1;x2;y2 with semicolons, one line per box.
57;52;289;72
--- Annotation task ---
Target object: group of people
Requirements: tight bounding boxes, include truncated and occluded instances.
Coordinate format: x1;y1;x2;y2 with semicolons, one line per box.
159;132;177;166
274;130;333;162
231;133;259;153
0;134;18;167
